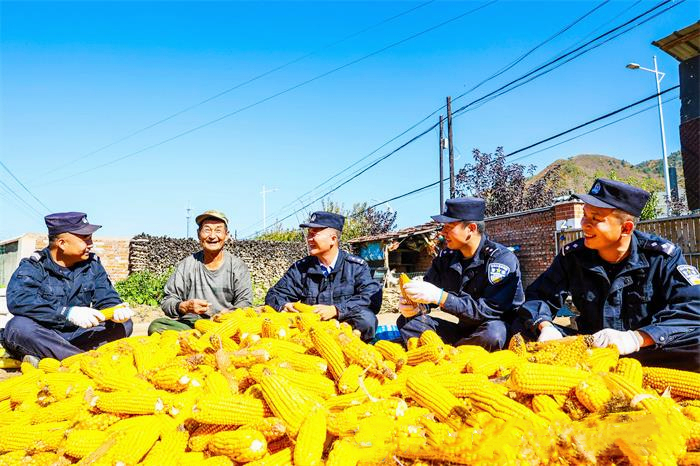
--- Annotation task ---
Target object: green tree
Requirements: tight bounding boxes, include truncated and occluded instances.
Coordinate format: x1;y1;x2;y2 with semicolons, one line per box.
254;226;304;242
321;200;397;241
597;169;661;220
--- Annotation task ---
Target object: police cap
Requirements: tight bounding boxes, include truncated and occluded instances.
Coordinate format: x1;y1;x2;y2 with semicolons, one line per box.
431;197;485;223
299;211;345;231
45;212;101;236
574;178;650;217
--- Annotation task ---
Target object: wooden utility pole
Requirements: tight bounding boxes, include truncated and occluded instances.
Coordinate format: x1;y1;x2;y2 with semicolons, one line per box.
439;115;445;210
446;96;455;198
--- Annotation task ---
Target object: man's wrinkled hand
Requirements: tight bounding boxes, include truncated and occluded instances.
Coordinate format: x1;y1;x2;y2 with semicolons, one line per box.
593;329;641;355
398;297;421;318
403;280;444;305
111;304;133;323
180;299;211;315
313;304;338;321
281;302;298;313
537;324;563;342
67;306;105;329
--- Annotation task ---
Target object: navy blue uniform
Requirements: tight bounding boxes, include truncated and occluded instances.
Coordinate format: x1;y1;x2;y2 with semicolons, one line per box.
398;236;525;350
265;250;382;341
2;248;132;360
520;231;700;371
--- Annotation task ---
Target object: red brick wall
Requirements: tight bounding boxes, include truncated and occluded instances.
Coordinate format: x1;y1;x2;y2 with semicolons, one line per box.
680;119;699;210
485;207;556;286
32;236;130;283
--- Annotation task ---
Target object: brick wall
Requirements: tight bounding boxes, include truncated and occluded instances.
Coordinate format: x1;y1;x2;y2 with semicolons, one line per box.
680;118;699;210
485;207;557;286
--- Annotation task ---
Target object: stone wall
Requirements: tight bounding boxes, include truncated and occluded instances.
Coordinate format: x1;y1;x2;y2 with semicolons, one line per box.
129;234;308;303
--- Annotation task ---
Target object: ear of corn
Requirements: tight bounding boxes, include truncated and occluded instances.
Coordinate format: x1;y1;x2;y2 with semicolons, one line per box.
510;362;589;395
309;326;346;380
406;372;471;429
208;429;268;463
293;406;327;466
192;394;267;425
575;376;612;413
614;358;644;387
643;366;700;399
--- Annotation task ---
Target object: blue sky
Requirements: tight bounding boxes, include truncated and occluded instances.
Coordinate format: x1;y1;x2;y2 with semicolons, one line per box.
1;0;696;240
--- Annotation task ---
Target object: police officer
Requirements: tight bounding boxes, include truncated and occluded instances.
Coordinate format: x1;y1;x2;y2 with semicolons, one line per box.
2;212;134;361
399;197;524;351
265;211;382;341
520;179;700;371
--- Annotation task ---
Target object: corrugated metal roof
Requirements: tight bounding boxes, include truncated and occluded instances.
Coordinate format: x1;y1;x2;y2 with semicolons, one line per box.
347;221;441;244
653;21;700;62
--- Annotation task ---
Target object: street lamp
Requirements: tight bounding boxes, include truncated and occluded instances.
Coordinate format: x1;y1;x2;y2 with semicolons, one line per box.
626;56;672;208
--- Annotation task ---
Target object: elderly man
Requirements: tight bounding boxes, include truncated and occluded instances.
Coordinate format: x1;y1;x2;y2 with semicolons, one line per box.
2;212;133;361
398;197;524;351
148;210;252;334
265;211;382;341
520;179;700;371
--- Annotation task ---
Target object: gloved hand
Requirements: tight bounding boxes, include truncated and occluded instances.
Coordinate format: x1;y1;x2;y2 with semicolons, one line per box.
403;280;444;305
537;324;564;342
398;297;421;318
593;329;641;355
67;306;105;329
111;304;133;323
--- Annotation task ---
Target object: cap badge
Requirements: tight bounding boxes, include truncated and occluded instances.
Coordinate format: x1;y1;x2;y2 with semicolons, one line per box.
591;182;601;195
82;218;88;223
311;214;317;222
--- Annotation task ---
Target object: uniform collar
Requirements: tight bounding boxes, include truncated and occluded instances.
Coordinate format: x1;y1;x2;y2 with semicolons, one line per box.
579;232;648;278
309;250;346;275
449;235;489;273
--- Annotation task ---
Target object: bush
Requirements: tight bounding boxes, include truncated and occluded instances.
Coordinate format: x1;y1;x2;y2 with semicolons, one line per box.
115;269;172;306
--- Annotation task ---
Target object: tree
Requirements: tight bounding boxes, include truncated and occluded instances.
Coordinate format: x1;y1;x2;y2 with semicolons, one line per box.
596;169;662;221
254;226;304;242
454;147;560;216
321;200;397;240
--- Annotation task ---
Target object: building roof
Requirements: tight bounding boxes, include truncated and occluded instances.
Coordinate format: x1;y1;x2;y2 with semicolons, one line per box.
347;221;440;244
653;21;700;62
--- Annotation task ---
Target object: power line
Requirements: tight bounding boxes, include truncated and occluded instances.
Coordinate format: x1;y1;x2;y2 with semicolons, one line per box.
38;0;498;187
41;0;438;176
0;177;46;218
0;161;51;212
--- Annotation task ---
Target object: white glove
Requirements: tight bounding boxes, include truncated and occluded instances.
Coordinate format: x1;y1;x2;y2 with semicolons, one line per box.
593;329;641;355
67;306;105;329
537;324;564;342
111;304;133;323
403;280;444;305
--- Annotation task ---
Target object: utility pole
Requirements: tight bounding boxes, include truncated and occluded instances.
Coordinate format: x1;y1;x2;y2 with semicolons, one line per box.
446;96;455;198
261;185;279;231
439;115;445;209
185;201;192;239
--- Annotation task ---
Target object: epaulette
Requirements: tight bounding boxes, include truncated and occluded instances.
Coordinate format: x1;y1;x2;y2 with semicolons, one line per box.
345;254;367;266
29;250;45;262
561;238;585;256
641;238;676;256
295;256;314;267
482;242;499;258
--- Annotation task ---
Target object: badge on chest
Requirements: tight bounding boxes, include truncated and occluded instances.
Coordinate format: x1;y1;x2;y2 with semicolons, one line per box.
488;262;511;285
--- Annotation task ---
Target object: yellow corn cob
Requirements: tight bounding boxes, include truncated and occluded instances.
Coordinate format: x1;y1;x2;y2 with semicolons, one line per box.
680;452;700;466
603;372;666;413
325;439;362;466
177;451;206;465
251;364;336;399
246;447;293;466
240;417;287;442
615;357;644;387
587;346;619;372
194;318;220;333
146;365;191;392
64;429;110;459
435;373;491;397
531;395;570;423
338;364;366;394
373;340;407;370
0;420;70;453
0;399;10;415
309;326;347;380
73;412;126;430
252;338;308;355
0;369;42;402
509;362;590;395
526;335;594;368
254;368;321;437
686;421;700;451
292;302;316;313
407;343;445;365
643;366;700;399
203;370;235;396
80;358;152;392
269;351;327;374
466;349;521;376
91;389;168;415
188;425;232;452
337;333;394;379
140;427;189;466
466;385;547;428
101;416;162;465
419;330;444;347
24;452;70;466
36;358;61;373
406;337;420;351
406;372;471;429
261;318;288;339
683;405;700;422
294;406;327;466
192;394;267;425
31;395;85;424
575;376;612;413
208;429;268;463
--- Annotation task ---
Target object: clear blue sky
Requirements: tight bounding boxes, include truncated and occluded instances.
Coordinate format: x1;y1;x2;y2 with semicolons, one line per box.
1;0;696;240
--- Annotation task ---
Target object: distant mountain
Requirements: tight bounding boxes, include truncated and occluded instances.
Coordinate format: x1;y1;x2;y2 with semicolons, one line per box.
530;151;684;196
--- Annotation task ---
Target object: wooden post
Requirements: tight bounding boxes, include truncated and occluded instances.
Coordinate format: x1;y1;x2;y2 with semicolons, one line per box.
446;96;455;198
439;115;445;210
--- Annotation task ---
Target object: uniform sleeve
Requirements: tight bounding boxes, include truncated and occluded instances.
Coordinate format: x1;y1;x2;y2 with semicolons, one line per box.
264;264;305;311
160;261;189;318
518;253;570;331
637;251;700;346
434;252;523;324
230;259;253;308
6;260;69;328
91;261;122;310
334;263;382;320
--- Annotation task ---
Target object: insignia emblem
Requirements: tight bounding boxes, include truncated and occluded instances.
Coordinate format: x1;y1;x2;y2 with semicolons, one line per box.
590;182;601;194
311;214;317;222
677;265;700;286
488;263;511;285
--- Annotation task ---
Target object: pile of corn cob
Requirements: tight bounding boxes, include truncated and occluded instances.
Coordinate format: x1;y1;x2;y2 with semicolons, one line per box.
0;306;699;466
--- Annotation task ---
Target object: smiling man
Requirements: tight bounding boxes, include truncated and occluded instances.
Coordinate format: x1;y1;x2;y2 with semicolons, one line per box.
398;197;524;351
148;210;252;334
265;211;382;341
2;212;133;361
520;179;700;371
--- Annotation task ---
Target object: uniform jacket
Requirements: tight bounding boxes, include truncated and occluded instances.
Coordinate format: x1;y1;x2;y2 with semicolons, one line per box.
425;235;524;326
520;231;700;347
265;249;382;320
6;248;122;330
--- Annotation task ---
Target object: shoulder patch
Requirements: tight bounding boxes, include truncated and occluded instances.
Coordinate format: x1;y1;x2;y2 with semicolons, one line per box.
345;255;366;265
29;251;43;262
677;265;700;286
643;239;676;256
488;262;511;285
562;238;585;256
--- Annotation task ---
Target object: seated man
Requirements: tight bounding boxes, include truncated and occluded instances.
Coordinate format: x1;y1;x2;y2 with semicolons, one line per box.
2;212;133;361
520;178;700;371
398;197;524;351
265;211;382;341
148;210;252;334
